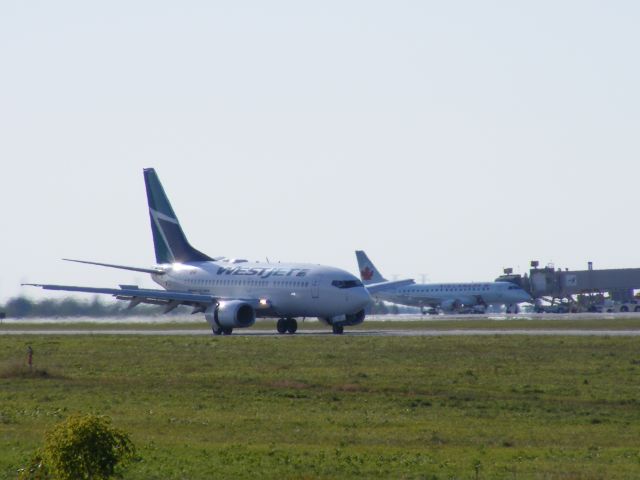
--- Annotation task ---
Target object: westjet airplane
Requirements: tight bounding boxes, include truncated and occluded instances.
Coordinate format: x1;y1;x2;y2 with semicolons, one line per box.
23;168;398;335
356;250;532;314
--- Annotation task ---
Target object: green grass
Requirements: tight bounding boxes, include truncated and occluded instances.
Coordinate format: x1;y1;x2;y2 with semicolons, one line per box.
2;335;640;478
4;316;640;331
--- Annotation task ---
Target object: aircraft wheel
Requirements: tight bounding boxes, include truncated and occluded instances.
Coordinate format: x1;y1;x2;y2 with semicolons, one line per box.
286;318;298;334
212;326;223;336
222;327;233;335
276;318;287;334
635;306;640;312
332;325;344;335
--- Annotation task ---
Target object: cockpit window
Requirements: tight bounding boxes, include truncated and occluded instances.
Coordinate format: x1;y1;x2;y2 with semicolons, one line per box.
331;280;363;289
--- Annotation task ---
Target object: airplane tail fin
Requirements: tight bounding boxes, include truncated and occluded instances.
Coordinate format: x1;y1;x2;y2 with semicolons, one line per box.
355;250;387;284
143;168;212;264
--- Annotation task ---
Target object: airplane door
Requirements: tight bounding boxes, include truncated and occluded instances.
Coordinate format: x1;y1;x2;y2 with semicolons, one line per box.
311;280;320;299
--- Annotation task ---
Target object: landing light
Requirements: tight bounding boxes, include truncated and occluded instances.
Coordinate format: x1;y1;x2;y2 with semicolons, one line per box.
259;298;268;306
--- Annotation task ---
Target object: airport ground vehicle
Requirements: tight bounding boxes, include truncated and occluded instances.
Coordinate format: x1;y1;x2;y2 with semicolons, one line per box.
593;300;640;313
533;297;640;313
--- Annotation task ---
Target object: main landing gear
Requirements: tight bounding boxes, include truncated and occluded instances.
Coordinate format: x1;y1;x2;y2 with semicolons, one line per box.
332;325;344;335
277;318;298;334
212;326;233;336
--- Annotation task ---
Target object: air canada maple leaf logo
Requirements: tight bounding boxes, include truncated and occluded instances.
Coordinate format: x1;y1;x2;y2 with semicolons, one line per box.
361;267;374;281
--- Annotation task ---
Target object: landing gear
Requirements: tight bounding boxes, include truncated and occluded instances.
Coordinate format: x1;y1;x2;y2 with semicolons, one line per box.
286;318;298;334
276;318;298;334
277;318;287;334
332;325;344;335
506;304;520;314
212;326;233;335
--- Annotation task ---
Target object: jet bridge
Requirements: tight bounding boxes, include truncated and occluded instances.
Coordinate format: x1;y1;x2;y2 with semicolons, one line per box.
496;261;640;303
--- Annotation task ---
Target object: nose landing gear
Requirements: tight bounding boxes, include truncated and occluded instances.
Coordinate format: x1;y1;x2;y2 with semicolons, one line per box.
211;326;233;335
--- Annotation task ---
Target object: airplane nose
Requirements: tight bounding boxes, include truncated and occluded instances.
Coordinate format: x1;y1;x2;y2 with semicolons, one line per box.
353;287;372;309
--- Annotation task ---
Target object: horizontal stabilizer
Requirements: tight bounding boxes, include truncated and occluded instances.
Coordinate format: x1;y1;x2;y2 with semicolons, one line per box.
365;278;415;294
63;258;165;275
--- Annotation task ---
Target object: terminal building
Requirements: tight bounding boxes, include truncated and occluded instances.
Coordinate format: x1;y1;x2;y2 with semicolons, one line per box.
496;261;640;310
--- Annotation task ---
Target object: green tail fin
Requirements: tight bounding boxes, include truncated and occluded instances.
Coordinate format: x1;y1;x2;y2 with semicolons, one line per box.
143;168;212;264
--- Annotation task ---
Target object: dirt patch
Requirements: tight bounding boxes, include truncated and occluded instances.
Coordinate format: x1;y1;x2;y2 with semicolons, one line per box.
0;362;66;379
269;380;310;390
334;383;368;393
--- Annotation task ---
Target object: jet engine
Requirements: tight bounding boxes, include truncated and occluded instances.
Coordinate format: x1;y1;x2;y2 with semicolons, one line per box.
440;299;461;312
206;301;256;328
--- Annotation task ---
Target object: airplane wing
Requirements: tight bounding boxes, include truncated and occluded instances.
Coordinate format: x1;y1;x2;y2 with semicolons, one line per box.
365;278;414;294
23;283;216;314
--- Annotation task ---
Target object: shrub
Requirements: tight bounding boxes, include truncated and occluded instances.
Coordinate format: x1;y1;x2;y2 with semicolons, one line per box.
18;451;50;480
19;414;135;480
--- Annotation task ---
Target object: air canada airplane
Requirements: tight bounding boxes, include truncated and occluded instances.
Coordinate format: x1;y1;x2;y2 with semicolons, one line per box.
22;168;403;335
356;250;532;314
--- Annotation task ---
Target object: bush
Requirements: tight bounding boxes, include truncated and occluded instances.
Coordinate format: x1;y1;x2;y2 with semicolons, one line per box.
19;414;135;480
18;452;50;480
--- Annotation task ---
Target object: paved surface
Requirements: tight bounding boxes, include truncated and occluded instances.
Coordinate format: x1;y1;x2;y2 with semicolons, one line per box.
2;329;640;336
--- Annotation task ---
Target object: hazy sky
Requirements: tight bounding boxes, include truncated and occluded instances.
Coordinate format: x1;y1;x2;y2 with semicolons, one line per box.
1;1;639;302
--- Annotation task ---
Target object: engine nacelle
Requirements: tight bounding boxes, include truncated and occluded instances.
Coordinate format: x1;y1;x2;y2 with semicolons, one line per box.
206;301;256;328
320;309;366;327
440;299;461;312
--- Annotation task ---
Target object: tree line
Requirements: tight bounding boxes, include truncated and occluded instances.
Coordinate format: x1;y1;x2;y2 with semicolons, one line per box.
0;296;407;319
0;296;168;319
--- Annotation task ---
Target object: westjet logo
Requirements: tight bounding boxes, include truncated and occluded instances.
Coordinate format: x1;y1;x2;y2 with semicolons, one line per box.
216;267;310;279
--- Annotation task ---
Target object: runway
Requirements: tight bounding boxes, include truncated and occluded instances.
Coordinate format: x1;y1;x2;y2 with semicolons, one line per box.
2;328;640;336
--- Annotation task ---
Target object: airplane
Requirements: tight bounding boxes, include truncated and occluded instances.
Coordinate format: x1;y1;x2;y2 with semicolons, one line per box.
356;250;532;314
22;168;404;335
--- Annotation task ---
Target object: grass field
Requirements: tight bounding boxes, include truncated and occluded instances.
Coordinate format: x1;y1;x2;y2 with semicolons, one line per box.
2;333;640;478
4;315;640;331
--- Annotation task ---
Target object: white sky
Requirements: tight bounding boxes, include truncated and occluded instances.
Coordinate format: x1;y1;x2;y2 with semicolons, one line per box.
1;1;639;302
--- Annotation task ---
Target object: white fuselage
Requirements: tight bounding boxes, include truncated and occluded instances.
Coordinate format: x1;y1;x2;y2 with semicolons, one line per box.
151;260;371;319
372;281;532;311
